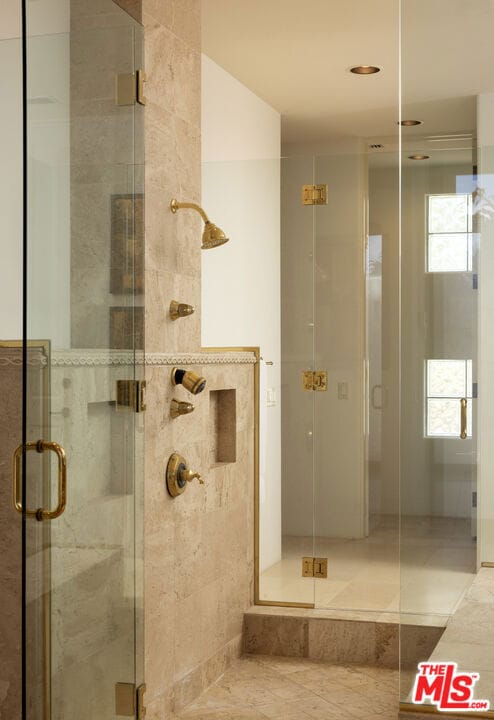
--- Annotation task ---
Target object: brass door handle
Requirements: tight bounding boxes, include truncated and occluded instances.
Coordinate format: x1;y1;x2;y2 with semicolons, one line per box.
460;398;467;440
13;440;67;521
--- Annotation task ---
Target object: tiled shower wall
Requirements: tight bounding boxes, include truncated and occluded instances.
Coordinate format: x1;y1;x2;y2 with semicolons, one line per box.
142;1;256;717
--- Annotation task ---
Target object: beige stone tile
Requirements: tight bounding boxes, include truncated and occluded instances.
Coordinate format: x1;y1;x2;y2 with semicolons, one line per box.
328;581;400;612
308;619;375;664
174;593;203;681
243;615;309;657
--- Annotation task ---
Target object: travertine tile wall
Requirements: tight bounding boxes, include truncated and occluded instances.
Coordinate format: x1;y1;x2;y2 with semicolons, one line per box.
142;2;256;716
0;348;23;720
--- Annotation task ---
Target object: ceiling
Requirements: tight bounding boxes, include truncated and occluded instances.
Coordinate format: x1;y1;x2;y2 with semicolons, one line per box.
202;0;494;147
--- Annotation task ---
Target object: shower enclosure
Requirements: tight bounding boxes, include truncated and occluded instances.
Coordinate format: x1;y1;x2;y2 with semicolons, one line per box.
0;1;145;718
202;1;494;716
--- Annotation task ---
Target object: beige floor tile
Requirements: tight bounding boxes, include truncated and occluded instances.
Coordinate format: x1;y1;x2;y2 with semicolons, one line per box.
175;656;399;720
260;518;476;616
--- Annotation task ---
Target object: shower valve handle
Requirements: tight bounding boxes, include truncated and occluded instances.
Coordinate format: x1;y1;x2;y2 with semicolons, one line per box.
166;452;204;497
181;468;204;485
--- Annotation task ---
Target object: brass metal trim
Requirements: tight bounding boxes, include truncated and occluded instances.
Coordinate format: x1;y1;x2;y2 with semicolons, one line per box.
116;70;146;106
115;683;136;716
314;558;328;578
13;440;67;521
116;379;147;412
166;452;203;497
253;600;316;609
170;399;195;419
302;370;328;392
137;683;147;719
302;184;328;205
170;300;195;321
302;557;314;577
302;370;315;391
136;69;146;105
302;557;328;578
461;397;468;439
171;368;206;395
170;199;209;223
399;702;494;718
481;562;494;568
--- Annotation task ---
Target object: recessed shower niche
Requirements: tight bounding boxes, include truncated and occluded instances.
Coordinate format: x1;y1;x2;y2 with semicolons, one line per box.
209;389;237;466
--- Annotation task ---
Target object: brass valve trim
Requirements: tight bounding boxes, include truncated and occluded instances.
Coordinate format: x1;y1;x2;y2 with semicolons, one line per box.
171;367;207;395
166;452;203;497
170;300;195;321
170;398;195;419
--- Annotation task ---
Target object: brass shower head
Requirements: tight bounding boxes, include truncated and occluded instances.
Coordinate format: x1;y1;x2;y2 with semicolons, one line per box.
170;199;229;249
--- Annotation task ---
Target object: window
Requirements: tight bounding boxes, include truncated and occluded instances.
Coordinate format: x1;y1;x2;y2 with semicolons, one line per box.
426;359;472;437
427;193;473;272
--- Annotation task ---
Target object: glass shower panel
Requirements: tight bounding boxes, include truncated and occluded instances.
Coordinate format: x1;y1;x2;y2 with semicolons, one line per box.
24;2;144;718
278;156;316;606
247;155;316;606
399;1;486;706
313;151;400;613
399;145;479;705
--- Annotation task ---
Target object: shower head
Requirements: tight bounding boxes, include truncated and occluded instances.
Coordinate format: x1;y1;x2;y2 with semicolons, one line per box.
170;199;229;250
202;221;228;250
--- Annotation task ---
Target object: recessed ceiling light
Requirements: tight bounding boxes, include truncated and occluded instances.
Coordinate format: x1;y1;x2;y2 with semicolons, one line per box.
350;65;381;75
400;120;422;126
408;155;430;160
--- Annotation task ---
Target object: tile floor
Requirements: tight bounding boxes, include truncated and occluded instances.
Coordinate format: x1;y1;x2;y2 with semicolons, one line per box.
174;655;399;719
260;516;476;617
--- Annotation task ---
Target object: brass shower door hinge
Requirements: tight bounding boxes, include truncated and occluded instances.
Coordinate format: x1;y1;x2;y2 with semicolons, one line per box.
302;184;328;205
116;69;147;106
302;370;328;392
116;380;147;413
302;557;328;578
115;683;146;719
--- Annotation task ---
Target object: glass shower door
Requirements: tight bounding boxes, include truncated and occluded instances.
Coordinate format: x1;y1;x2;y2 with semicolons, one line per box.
23;2;144;718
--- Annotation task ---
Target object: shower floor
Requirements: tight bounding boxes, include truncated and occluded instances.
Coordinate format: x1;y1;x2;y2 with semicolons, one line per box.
260;516;476;619
173;655;398;719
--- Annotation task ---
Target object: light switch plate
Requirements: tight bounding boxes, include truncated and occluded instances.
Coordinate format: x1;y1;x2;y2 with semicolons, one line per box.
338;382;348;400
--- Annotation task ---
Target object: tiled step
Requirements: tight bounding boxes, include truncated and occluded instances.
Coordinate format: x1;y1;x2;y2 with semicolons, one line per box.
243;606;443;670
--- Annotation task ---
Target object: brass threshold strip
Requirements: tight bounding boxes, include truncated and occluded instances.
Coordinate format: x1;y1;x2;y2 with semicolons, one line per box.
254;600;315;610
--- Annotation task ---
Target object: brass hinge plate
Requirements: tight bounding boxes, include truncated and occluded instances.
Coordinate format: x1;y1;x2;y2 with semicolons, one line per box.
302;371;328;392
116;69;147;106
115;683;135;717
302;557;328;578
116;380;147;413
302;184;328;205
137;684;146;719
115;683;146;718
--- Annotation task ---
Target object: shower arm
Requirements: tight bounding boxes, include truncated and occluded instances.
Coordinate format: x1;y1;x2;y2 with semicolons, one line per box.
170;199;210;224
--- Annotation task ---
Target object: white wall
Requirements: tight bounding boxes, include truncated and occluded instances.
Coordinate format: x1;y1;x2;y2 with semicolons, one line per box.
201;55;281;571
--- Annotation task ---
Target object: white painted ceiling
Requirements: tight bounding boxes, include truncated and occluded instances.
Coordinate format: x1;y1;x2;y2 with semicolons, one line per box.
202;0;494;147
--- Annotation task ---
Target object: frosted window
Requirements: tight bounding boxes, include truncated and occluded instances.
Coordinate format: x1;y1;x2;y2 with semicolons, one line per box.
426;359;472;437
427;194;472;272
428;194;471;233
428;233;472;272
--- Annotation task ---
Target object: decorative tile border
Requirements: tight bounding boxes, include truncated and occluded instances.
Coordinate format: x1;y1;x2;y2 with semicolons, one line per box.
49;349;256;368
0;346;47;367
